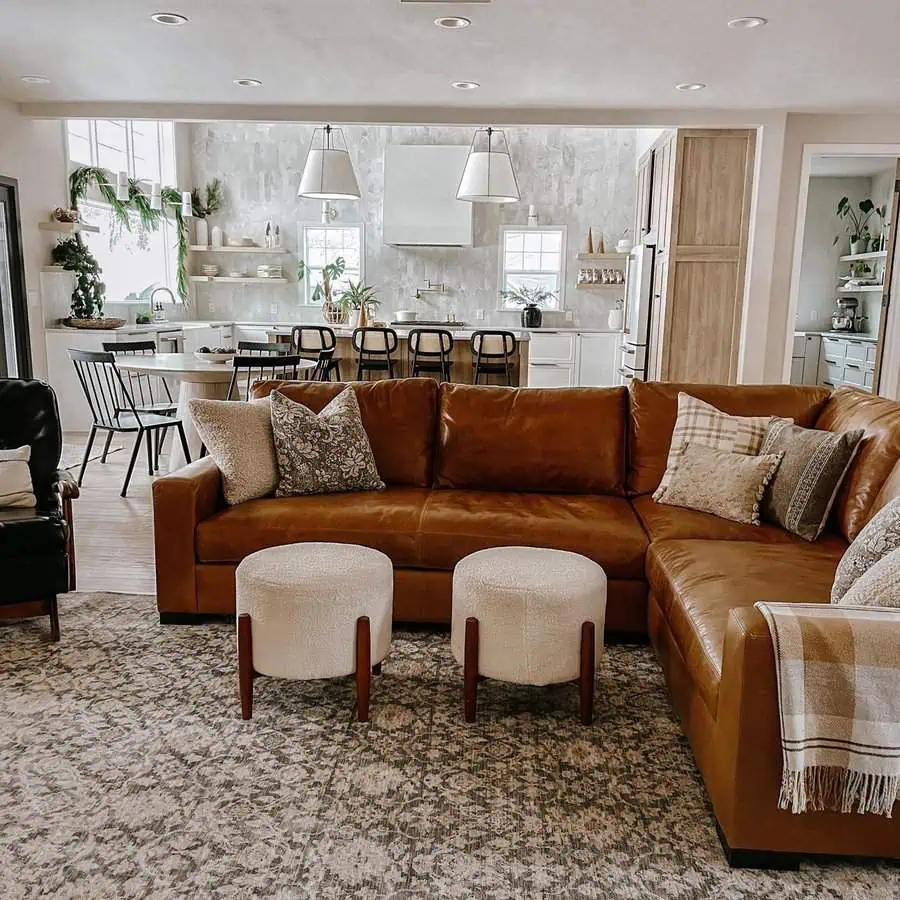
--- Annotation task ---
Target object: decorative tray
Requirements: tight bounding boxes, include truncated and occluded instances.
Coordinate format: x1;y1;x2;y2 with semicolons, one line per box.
63;317;127;330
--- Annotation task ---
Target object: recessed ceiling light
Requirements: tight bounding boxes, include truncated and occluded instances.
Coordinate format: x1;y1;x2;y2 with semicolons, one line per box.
20;75;50;84
151;12;188;26
233;78;263;88
675;82;707;92
435;16;471;29
452;81;480;91
727;16;768;29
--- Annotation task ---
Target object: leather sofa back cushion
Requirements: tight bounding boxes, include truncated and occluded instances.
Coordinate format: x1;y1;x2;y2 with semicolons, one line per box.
627;381;830;496
435;383;627;494
250;378;438;488
814;387;900;541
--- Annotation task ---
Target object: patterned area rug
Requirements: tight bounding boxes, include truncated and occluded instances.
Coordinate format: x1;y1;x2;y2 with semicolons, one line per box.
1;594;897;900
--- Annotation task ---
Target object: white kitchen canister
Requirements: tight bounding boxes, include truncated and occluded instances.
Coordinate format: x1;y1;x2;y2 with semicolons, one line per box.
211;225;224;248
195;218;209;247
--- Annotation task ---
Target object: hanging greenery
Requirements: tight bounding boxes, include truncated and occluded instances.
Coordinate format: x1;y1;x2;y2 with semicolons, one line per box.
51;236;105;319
191;178;224;218
68;166;191;307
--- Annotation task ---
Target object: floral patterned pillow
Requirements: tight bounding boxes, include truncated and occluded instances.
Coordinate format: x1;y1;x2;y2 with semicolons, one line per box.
270;387;385;497
831;495;900;603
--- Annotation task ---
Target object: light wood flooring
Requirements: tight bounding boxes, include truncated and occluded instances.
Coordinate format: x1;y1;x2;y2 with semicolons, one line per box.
63;432;164;595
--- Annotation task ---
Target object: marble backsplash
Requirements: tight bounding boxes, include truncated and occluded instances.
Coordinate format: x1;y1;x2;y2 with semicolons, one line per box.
185;123;636;329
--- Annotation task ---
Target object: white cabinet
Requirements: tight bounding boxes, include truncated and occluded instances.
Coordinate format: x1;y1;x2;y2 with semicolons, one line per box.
789;333;821;386
182;325;222;354
816;335;876;393
234;325;273;347
577;333;622;387
528;363;577;388
528;332;578;364
46;331;109;433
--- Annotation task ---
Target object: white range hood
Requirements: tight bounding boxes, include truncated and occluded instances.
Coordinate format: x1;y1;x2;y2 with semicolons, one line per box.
382;144;473;247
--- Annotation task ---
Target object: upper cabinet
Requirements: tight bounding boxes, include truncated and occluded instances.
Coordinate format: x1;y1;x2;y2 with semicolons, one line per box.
634;149;653;244
382;145;473;247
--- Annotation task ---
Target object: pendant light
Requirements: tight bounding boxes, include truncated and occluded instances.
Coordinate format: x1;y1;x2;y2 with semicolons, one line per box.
457;127;520;204
298;124;361;201
115;170;129;202
150;182;162;211
180;191;192;217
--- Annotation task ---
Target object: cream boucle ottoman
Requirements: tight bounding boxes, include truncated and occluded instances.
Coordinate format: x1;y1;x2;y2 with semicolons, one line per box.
236;542;393;722
451;546;607;724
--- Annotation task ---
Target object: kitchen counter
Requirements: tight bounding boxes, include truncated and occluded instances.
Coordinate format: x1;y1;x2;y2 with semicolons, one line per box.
44;320;232;335
795;330;877;343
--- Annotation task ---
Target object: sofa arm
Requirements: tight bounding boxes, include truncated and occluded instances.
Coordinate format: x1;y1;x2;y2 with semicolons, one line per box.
53;469;80;501
152;457;222;616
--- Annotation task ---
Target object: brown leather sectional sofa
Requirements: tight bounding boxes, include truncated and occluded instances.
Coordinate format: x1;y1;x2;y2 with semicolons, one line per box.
153;377;900;866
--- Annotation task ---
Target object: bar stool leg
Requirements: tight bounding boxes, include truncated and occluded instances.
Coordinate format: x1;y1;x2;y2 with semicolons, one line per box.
356;615;371;722
579;621;595;725
238;613;254;720
464;616;479;723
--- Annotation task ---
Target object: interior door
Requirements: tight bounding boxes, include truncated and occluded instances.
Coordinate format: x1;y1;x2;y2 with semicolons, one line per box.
0;177;31;378
872;160;900;393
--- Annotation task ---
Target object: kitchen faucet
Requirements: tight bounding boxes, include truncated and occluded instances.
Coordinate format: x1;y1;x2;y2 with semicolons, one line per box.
150;286;176;323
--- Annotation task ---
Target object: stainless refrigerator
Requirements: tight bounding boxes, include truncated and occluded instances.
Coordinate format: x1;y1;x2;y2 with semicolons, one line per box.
618;245;655;385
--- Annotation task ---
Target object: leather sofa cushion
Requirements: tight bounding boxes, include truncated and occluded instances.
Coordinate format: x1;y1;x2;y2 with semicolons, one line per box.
814;387;900;541
418;489;647;578
632;495;848;550
250;378;438;488
196;487;430;567
628;381;830;496
435;383;627;494
0;510;67;558
646;539;845;713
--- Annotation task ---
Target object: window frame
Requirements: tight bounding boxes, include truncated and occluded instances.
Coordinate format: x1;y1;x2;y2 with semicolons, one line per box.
497;225;568;311
298;222;366;306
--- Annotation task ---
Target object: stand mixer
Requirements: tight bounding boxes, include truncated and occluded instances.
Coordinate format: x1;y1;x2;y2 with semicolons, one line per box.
831;296;859;333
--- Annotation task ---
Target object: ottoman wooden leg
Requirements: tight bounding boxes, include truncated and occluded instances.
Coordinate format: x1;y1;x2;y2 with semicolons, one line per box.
238;613;254;721
372;662;382;676
579;621;595;726
464;616;479;723
356;616;371;723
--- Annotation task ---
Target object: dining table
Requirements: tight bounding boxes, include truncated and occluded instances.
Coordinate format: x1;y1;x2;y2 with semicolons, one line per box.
116;353;315;471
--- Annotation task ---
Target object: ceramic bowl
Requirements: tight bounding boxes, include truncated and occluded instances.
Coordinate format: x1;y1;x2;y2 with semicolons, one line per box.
194;351;235;365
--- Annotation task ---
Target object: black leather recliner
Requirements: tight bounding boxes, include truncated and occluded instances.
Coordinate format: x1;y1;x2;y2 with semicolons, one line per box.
0;379;78;641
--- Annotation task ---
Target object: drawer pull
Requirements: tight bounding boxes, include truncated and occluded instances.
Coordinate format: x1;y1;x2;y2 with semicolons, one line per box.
622;346;636;356
845;362;861;370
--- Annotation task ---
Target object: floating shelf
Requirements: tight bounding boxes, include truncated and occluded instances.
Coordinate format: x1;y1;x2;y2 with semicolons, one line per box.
839;250;888;263
189;245;291;254
576;283;625;291
576;252;629;261
838;285;883;293
190;275;288;284
39;221;100;235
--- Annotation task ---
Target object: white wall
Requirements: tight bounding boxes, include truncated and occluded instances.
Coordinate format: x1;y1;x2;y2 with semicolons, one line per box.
0;99;67;378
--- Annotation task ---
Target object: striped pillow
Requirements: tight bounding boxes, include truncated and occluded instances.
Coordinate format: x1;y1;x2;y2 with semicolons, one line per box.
0;446;37;508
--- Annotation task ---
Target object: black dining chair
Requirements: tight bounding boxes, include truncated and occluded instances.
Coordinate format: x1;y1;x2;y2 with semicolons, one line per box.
312;348;338;382
471;330;518;385
237;340;293;357
352;327;399;381
409;328;454;382
291;326;341;381
226;354;303;400
102;340;177;470
69;349;192;497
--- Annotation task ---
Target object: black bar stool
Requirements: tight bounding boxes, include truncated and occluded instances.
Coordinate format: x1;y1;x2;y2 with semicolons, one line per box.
409;328;454;382
352;327;399;381
291;326;340;381
471;330;518;385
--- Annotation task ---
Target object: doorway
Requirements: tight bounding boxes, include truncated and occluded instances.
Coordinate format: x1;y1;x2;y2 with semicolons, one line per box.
0;176;32;379
787;153;899;396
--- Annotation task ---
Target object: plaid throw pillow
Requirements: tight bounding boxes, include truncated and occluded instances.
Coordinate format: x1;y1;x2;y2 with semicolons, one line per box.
652;393;787;500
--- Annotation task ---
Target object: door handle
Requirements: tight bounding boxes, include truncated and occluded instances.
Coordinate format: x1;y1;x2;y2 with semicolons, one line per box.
621;346;636;356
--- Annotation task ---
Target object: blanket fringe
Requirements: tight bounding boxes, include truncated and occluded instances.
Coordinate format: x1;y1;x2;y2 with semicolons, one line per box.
780;766;899;817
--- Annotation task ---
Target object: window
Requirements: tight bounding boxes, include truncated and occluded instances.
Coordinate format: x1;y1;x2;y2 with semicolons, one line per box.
499;227;566;310
299;225;365;304
65;120;178;302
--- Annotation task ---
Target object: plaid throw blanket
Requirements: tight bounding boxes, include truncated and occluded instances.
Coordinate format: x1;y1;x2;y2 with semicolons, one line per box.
755;602;900;816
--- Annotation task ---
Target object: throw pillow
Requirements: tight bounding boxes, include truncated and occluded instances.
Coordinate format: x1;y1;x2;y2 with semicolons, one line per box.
188;397;277;506
837;547;900;609
652;393;786;501
831;495;900;603
270;387;385;497
0;446;36;508
655;443;784;526
760;420;864;542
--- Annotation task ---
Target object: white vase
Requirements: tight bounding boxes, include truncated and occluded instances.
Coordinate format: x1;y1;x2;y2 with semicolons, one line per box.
211;225;224;248
607;306;624;330
194;218;209;247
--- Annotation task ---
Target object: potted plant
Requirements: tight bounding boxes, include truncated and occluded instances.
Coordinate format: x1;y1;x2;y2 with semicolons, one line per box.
298;256;347;324
190;179;224;247
50;236;126;328
499;285;558;328
338;280;381;328
833;197;886;255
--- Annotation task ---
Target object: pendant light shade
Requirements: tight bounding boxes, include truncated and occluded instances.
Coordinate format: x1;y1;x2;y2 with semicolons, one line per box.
298;125;361;200
115;170;129;202
150;182;162;211
457;127;520;204
180;191;192;217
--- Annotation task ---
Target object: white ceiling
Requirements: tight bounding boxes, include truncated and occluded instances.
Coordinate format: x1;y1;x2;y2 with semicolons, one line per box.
3;0;900;114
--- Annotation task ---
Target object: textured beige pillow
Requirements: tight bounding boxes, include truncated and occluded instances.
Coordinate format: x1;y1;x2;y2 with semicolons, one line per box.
271;387;384;497
653;393;787;501
188;397;277;505
655;443;784;525
832;496;900;603
0;446;36;508
838;547;900;608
